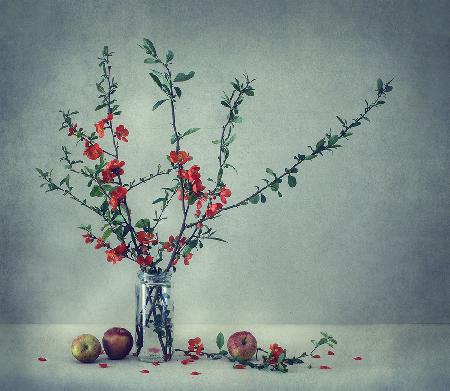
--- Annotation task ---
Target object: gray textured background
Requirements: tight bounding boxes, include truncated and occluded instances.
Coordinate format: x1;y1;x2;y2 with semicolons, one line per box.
0;0;449;325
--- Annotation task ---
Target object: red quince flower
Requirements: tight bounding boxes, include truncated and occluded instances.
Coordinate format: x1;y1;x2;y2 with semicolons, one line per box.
95;120;105;138
169;150;192;165
353;356;363;360
137;255;154;267
219;186;232;204
327;350;334;356
320;365;332;369
184;253;193;266
109;186;128;210
269;343;285;365
102;159;125;183
171;257;179;266
68;123;77;136
206;202;223;218
188;337;204;355
83;141;103;160
137;231;156;245
115;125;129;142
95;114;113;138
94;237;106;249
162;235;186;252
105;242;127;264
196;222;204;229
178;168;188;180
82;233;94;243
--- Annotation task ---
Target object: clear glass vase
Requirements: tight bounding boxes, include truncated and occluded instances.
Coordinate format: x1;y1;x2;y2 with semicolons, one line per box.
135;271;174;362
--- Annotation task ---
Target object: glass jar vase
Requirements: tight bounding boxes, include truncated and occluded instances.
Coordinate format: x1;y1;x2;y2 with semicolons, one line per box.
135;271;174;362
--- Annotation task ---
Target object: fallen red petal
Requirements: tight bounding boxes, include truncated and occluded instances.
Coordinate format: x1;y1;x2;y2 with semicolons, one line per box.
353;356;363;360
152;361;160;366
190;371;201;375
327;351;335;356
320;365;331;370
233;364;246;369
99;363;108;368
140;369;150;374
37;357;47;362
312;354;321;359
181;359;192;365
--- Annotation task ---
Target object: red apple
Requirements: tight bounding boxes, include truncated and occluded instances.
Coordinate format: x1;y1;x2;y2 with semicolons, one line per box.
102;327;133;360
227;331;257;361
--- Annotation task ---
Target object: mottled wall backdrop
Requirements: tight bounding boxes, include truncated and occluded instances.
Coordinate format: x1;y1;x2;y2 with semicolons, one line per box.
0;0;448;324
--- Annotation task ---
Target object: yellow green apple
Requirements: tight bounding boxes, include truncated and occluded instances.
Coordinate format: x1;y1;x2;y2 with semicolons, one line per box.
71;334;102;363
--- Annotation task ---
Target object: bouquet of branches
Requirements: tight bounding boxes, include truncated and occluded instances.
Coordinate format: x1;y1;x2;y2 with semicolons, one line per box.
36;37;393;367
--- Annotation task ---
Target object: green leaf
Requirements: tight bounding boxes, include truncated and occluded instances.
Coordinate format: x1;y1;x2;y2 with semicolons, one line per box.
304;154;316;160
143;38;156;55
170;133;178;144
153;99;168;111
377;78;383;92
102;227;112;241
149;72;165;91
95;103;107;111
182;127;200;137
288;175;297;187
224;133;236;146
260;194;267;203
266;168;276;176
152;197;166;205
173;71;195;82
243;89;254;96
165;50;174;62
135;218;151;229
144;57;157;64
216;332;225;350
377;100;385;105
328;135;339;146
249;194;260;204
90;185;104;197
316;138;326;149
336;116;345;126
174;86;182;98
60;174;70;187
212;139;221;145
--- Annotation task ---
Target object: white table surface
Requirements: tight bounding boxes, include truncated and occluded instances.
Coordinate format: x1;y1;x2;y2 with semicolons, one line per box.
1;324;449;391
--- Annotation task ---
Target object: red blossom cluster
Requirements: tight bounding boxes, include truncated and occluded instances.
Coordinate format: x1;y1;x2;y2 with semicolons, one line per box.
68;123;78;136
105;242;127;264
95;113;113;138
109;186;128;210
188;337;204;355
162;235;186;252
83;141;103;160
268;343;285;365
115;125;129;142
102;159;126;183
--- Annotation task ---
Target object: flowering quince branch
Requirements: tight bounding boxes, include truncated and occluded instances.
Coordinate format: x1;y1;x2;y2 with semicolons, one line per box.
36;37;393;361
174;331;337;373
